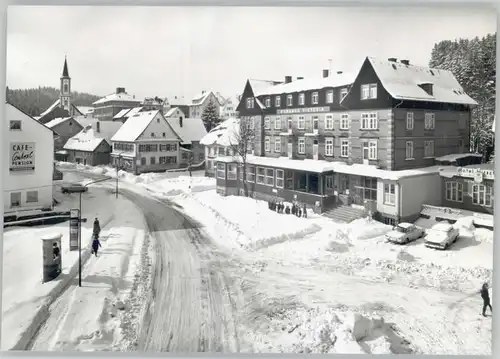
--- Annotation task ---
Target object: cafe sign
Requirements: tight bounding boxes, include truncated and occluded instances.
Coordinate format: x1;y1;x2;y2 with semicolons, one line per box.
277;106;330;115
10;142;35;172
457;167;494;182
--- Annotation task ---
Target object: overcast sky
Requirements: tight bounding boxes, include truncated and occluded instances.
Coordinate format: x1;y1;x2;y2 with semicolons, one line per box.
6;6;496;101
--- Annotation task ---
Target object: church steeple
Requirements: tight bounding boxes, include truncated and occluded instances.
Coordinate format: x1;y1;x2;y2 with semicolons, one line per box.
60;55;72;115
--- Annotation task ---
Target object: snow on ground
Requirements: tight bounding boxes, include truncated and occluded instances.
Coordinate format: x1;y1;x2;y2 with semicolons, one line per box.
27;195;147;351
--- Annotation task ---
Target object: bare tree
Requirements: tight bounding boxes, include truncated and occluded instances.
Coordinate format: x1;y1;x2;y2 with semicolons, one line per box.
228;118;255;197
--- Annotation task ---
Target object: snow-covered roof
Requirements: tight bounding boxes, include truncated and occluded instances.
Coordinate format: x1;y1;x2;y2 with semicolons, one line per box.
168;117;207;145
113;108;132;120
216;154;442;179
45;116;73;129
63;128;108;152
200;117;239;147
93;92;140;105
39;99;61;117
170;96;188;106
191;91;211;105
33;116;41;121
111;110;160;142
248;79;282;97
367;57;477;106
165;107;184;118
435;153;482;162
76;106;94;115
124;107;143;119
252;72;355;97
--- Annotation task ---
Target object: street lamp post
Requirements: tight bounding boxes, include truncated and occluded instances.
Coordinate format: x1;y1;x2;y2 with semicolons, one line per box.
78;176;112;287
115;153;123;199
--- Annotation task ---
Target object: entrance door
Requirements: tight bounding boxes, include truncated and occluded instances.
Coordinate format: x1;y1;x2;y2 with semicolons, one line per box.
339;174;349;194
83;159;87;166
288;142;293;159
313;140;319;160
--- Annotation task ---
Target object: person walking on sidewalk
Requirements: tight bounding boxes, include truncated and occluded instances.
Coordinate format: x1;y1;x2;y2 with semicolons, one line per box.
93;217;101;238
481;282;492;317
91;235;102;257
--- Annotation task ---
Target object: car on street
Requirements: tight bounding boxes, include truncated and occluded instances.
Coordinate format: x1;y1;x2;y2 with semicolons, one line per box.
61;183;88;194
424;222;460;250
385;222;425;244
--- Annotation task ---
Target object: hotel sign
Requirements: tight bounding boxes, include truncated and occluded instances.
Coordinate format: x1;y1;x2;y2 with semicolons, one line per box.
10;142;35;172
277;106;330;115
457;167;494;182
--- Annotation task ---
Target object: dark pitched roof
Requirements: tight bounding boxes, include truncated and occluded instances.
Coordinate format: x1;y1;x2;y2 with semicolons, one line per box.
62;56;69;78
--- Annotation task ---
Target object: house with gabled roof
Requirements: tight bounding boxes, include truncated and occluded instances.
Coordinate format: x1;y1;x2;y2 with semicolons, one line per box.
168;116;208;167
110;110;183;174
216;56;480;225
93;87;141;121
44;116;84;152
63;126;112;166
188;90;222;118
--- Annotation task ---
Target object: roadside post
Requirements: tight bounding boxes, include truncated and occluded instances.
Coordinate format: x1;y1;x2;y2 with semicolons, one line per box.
41;233;63;283
69;209;79;251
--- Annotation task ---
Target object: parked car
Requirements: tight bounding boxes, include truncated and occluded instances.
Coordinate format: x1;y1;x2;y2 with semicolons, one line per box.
61;183;88;194
424;222;460;250
385;222;425;244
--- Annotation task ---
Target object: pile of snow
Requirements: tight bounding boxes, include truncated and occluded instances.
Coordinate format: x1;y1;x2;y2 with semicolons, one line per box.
247;307;414;354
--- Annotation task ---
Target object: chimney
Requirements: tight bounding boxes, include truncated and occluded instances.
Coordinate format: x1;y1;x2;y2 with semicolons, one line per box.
418;83;434;96
388;58;397;62
400;59;410;65
322;69;329;78
297;77;304;80
96;121;100;133
116;87;126;94
285;76;292;84
337;71;343;75
179;116;183;128
202;90;206;95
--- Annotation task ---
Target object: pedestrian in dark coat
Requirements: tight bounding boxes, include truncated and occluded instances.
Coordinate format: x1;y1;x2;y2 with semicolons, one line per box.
297;208;302;217
93;218;101;237
291;204;296;215
279;203;284;213
285;206;290;215
91;236;102;257
268;200;272;210
481;282;492;317
303;204;308;218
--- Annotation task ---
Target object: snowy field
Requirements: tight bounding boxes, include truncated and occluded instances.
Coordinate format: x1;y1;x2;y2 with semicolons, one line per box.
55;162;493;354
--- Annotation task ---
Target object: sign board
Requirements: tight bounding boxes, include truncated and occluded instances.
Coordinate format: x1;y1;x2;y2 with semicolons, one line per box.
9;142;35;172
277;106;330;115
457;167;494;181
69;209;80;251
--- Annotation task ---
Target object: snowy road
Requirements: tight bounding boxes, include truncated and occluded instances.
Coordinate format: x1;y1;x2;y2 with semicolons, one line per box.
117;188;242;352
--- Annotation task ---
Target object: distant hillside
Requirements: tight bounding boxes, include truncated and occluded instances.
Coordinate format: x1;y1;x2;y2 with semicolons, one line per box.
6;86;101;116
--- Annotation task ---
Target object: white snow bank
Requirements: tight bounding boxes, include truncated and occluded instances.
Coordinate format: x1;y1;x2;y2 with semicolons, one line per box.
247;307;414;354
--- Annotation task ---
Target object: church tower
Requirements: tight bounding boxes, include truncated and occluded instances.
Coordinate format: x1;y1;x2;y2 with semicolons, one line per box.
60;56;72;115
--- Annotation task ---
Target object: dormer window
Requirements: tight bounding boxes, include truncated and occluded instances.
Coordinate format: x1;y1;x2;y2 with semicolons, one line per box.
246;97;255;109
361;84;377;100
418;83;434;96
275;96;281;107
298;93;305;105
312;92;319;105
326;90;334;104
287;95;293;106
265;97;271;107
340;88;348;101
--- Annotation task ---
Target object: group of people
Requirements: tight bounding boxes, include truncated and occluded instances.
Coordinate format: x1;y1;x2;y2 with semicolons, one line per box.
92;217;102;257
268;199;308;218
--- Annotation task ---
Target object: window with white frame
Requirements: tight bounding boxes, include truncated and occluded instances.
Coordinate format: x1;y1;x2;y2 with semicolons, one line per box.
340;88;348;100
287;95;293;106
274;116;281;130
406;112;414;130
424;113;435;130
384;183;396;205
340;139;349;157
445;182;463;202
362;140;378;160
312;116;319;131
246;166;255;182
361;83;377;100
264;117;270;129
298;116;305;129
298;137;306;154
227;164;237;180
275;96;281;107
326;90;334;103
216;163;226;179
325;138;334;156
424;140;435;158
265;137;271;152
361;113;378;130
256;167;265;184
285;171;294;189
340;114;349;130
276;169;284;188
405;141;414;160
26;190;39;203
265;98;271;107
325;175;334;189
325;114;334;130
246;98;254;109
287;117;293;130
274;137;281;152
471;183;493;206
312;92;319;104
299;93;305;105
265;168;275;186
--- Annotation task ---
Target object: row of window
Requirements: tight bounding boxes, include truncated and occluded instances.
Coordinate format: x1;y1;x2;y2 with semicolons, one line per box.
138;143;178;153
10;190;39;207
139;155;177;166
405;140;435;160
246;88;349;109
113;142;135;152
405;112;467;131
445;181;493;207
